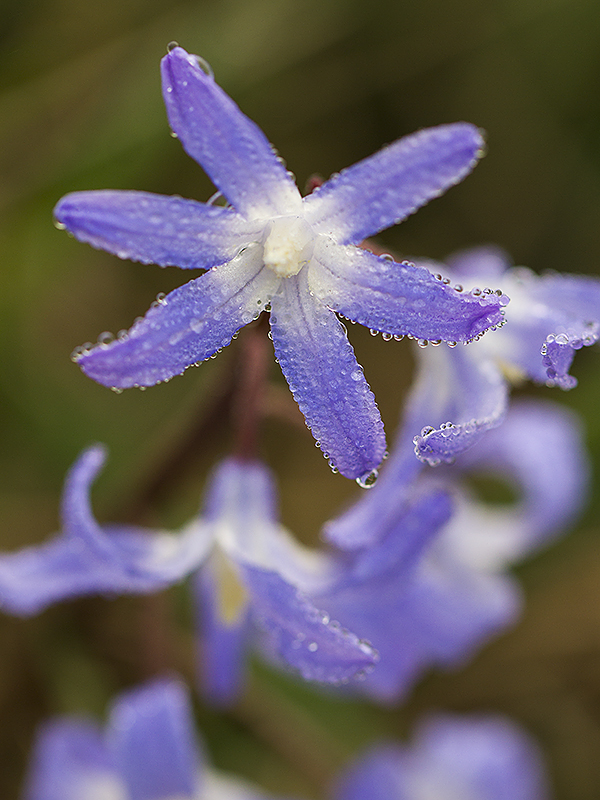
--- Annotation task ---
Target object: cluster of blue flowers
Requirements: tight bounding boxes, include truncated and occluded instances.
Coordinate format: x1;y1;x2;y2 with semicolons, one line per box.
4;44;599;798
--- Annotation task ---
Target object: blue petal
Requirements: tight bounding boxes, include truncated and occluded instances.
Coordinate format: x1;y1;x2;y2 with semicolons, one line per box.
0;448;212;615
54;191;262;269
333;716;549;800
244;565;379;685
193;562;250;707
408;715;550;800
24;719;118;800
323;440;423;550
309;239;507;343
409;346;508;466
78;245;280;388
161;47;302;219
303;123;484;245
457;400;589;558
108;679;201;800
269;271;386;480
437;251;600;388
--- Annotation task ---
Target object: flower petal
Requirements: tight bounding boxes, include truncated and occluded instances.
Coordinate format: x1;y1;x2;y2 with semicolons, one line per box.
24;719;120;800
161;47;302;219
409;346;508;466
78;245;279;389
193;561;250;707
453;400;590;565
269;272;386;480
333;715;549;800
303;123;484;245
54;190;262;269
108;679;201;800
0;448;212;615
244;565;379;685
309;239;507;343
204;458;335;592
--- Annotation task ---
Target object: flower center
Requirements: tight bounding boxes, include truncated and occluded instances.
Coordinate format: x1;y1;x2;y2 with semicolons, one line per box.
262;216;314;278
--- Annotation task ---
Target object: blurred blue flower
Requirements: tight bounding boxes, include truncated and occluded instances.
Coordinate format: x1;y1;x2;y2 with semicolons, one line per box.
319;399;589;702
23;677;294;800
54;45;506;481
0;450;377;701
332;713;549;800
409;246;600;465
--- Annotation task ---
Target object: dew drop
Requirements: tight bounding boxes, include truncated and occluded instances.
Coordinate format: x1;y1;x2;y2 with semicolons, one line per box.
53;220;66;231
97;331;114;346
381;332;393;341
417;339;428;348
167;41;180;52
356;469;378;489
447;341;457;348
170;131;178;138
308;642;318;652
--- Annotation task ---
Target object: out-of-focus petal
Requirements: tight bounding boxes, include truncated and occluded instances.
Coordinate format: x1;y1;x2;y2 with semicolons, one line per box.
333;714;549;800
270;271;386;481
204;459;335;592
450;400;590;568
410;346;508;466
303;123;484;245
309;240;507;343
108;679;201;800
0;449;212;616
54;191;262;269
244;566;379;685
161;47;301;220
316;490;519;703
407;715;550;800
24;720;123;800
78;244;279;389
193;560;250;707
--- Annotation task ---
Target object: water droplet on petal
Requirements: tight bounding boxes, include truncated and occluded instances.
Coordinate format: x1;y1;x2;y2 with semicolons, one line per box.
356;469;378;489
167;41;180;52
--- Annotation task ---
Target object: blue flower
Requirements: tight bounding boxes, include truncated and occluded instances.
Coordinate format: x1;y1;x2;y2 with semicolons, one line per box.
332;713;549;800
319;399;588;702
23;677;293;800
0;449;377;701
408;246;600;466
54;45;505;481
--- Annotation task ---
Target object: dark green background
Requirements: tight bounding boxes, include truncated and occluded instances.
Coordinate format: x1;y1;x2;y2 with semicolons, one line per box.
1;0;600;797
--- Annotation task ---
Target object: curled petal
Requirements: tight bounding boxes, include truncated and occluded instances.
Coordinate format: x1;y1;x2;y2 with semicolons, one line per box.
244;566;379;685
0;449;212;616
309;239;507;343
54;191;262;269
108;680;201;800
303;123;485;245
162;47;301;219
270;272;386;480
78;245;280;389
410;346;508;465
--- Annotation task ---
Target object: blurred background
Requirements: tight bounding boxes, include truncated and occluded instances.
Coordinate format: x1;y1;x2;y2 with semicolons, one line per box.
2;0;600;797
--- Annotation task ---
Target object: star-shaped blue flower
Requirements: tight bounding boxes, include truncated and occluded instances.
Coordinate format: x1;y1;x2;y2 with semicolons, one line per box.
55;45;505;481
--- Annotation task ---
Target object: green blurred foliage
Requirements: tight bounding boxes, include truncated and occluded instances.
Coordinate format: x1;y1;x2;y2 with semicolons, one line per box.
1;0;600;798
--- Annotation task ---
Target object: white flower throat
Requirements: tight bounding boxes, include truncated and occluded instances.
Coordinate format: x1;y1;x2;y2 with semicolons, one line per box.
262;216;315;278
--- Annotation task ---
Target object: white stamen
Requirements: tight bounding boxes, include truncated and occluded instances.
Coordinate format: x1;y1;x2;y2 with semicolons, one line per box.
263;216;314;278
